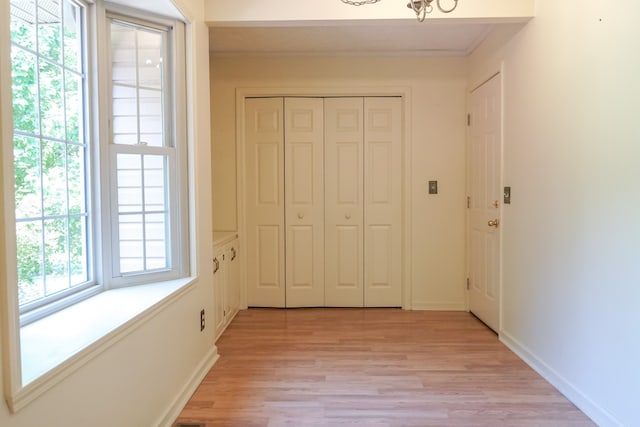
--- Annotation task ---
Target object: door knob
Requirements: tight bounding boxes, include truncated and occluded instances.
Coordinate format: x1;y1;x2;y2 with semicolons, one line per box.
345;212;351;220
298;212;304;219
488;219;499;228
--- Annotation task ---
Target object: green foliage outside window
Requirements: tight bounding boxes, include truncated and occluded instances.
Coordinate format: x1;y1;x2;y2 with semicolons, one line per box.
11;2;89;307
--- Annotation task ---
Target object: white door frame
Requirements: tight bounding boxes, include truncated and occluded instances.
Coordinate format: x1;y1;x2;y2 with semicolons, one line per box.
466;65;505;332
235;87;413;310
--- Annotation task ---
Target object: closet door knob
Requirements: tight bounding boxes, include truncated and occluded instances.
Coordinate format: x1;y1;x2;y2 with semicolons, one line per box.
345;212;351;220
298;212;304;219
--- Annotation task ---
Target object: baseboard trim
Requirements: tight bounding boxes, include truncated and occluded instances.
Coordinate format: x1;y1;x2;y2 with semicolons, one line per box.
155;346;220;427
500;330;622;427
411;301;465;311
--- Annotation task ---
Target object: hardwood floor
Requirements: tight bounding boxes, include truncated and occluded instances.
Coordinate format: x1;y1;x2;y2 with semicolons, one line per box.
175;309;595;427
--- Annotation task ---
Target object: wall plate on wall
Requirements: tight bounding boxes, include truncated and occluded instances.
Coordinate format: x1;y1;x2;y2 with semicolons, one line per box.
428;180;438;194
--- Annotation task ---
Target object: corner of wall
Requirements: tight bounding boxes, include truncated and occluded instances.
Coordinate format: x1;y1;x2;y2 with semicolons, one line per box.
154;346;219;427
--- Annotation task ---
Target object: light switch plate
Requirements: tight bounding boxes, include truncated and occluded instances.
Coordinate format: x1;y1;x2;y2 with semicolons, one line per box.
504;186;511;204
428;180;438;195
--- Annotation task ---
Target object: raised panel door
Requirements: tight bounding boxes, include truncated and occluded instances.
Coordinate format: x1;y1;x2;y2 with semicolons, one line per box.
284;98;325;307
468;74;501;332
245;98;285;307
324;98;364;307
364;97;403;307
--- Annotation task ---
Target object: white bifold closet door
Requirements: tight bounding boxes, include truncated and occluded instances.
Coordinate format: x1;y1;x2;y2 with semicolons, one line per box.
324;98;365;306
284;98;325;307
363;97;403;307
245;96;402;308
245;97;286;307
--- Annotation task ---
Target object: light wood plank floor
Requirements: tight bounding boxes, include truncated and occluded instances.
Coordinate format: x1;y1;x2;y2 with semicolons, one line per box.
175;309;595;427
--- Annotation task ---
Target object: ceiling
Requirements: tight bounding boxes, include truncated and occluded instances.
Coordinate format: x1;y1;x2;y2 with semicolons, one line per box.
209;22;495;56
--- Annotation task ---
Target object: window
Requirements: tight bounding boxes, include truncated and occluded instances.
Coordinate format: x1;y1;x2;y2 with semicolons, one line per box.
107;16;184;285
11;0;93;313
10;0;188;322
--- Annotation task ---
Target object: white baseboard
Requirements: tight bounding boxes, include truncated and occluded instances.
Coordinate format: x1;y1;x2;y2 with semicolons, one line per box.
411;301;466;311
500;330;622;427
155;346;220;427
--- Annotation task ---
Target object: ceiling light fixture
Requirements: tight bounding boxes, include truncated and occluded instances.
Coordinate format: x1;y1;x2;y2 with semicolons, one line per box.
340;0;459;22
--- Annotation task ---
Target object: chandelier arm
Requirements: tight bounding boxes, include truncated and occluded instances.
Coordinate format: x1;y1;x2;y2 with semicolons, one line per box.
408;0;431;15
417;6;427;22
408;0;420;14
436;0;458;13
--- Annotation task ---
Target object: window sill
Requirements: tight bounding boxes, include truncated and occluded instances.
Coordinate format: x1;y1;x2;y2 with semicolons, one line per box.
11;277;197;412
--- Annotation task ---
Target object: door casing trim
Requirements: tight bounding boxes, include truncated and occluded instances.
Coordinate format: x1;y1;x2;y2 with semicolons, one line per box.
235;87;413;310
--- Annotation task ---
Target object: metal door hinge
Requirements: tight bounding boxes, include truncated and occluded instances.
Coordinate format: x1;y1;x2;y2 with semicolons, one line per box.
466;278;470;290
467;196;471;208
467;113;471;126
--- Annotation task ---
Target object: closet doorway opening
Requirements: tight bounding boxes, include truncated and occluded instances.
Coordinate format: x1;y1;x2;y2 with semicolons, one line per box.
237;92;412;309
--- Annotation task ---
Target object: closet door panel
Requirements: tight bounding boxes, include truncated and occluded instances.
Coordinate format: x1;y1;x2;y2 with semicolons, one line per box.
257;225;280;287
245;96;403;309
246;98;285;307
364;97;403;306
284;98;325;307
336;225;360;288
325;98;364;307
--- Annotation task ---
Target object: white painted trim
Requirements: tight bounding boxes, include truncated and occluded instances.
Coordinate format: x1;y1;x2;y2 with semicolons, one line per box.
213;231;239;248
236;86;412;98
402;89;413;310
235;94;248;309
8;278;198;412
498;61;506;333
0;0;22;409
235;86;413;310
155;345;220;427
411;301;466;311
500;330;622;427
463;81;470;313
211;49;479;59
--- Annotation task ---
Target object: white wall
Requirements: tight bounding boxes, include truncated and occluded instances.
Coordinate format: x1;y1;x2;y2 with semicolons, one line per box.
469;2;640;426
0;0;216;426
210;55;468;309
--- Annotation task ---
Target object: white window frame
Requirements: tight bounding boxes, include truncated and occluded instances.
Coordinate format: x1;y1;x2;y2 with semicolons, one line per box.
1;0;193;412
11;0;100;324
13;1;189;323
101;10;189;288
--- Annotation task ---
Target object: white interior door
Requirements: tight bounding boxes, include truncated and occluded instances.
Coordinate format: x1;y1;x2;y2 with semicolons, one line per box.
245;98;285;307
468;74;502;332
324;98;365;307
364;97;403;307
284;98;325;307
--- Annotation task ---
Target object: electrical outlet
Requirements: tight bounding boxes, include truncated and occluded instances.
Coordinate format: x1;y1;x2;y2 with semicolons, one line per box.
200;309;205;331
